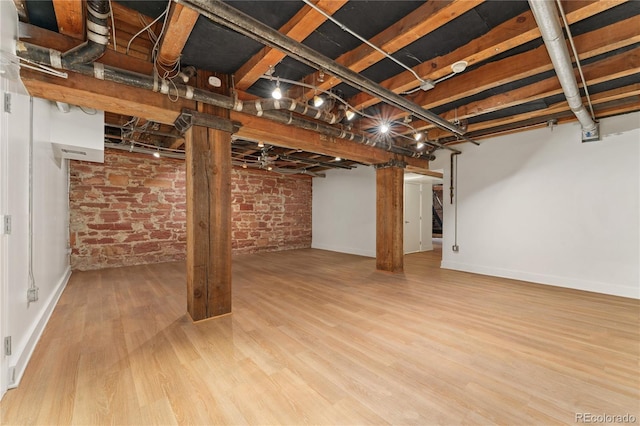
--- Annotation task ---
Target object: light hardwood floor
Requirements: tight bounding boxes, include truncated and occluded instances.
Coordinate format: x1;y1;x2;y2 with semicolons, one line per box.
1;247;638;425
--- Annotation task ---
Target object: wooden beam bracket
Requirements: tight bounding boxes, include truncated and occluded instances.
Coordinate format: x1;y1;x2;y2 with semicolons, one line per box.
374;159;407;170
175;109;242;134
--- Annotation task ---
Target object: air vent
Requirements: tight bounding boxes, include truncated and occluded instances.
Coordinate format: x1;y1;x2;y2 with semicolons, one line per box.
61;148;87;156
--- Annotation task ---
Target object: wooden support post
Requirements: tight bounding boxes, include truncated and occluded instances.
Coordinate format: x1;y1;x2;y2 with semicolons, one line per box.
185;72;233;321
376;162;405;273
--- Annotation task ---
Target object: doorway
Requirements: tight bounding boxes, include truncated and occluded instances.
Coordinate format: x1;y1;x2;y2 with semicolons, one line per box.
403;181;433;254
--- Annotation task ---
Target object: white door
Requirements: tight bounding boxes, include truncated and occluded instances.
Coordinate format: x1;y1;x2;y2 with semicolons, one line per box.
404;183;421;253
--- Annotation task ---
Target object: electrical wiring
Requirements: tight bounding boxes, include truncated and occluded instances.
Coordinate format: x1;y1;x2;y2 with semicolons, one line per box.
260;73;431;147
302;0;426;88
401;72;457;95
108;0;117;51
126;5;167;54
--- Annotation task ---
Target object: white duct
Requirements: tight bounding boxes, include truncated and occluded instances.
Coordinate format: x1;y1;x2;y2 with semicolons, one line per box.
528;0;599;142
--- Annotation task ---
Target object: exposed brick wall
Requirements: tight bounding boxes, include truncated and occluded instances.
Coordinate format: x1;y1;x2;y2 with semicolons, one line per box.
231;168;311;253
70;149;312;271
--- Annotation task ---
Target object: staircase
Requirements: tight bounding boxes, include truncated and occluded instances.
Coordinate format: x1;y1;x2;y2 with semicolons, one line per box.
433;190;443;236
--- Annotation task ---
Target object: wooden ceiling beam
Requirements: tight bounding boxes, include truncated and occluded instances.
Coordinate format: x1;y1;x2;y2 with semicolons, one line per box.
300;0;482;98
19;22;154;75
387;16;640;131
157;3;199;65
348;0;626;112
234;0;348;92
231;112;430;171
52;0;84;40
17;47;428;170
430;84;640;141
20;68;193;125
437;46;640;124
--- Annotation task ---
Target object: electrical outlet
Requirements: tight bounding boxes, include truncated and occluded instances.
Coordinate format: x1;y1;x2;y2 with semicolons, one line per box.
27;287;39;302
2;215;10;235
452;245;459;252
4;336;11;356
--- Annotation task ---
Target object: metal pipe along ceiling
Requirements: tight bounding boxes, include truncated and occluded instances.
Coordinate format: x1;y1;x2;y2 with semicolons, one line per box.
176;0;471;151
60;0;110;66
528;0;599;141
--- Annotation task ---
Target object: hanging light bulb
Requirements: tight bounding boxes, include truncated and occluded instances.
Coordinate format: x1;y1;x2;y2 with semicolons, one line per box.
242;162;248;169
334;157;341;161
257;141;264;148
313;94;324;107
272;79;282;100
153;150;161;158
413;132;423;141
380;123;390;134
416;141;425;150
267;166;273;171
345;110;356;121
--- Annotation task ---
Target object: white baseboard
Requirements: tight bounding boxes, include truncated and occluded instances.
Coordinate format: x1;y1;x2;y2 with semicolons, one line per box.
441;261;639;299
311;243;375;258
8;266;71;389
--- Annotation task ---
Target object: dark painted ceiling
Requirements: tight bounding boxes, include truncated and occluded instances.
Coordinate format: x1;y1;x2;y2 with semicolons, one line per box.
19;0;640;174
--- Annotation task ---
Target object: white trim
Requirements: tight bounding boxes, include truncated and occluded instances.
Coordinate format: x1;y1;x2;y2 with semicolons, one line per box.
441;260;639;300
7;266;71;389
311;243;375;258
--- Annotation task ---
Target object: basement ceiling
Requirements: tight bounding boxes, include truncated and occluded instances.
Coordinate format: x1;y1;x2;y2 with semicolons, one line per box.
18;0;640;174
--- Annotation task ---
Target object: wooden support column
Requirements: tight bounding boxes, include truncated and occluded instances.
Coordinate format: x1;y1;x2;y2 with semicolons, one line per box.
376;162;405;273
185;73;233;321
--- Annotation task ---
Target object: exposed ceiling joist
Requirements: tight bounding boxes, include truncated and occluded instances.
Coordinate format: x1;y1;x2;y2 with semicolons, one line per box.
157;3;199;65
434;84;640;142
51;0;84;39
400;18;640;131
347;0;627;113
234;0;348;91
441;45;640;123
300;0;482;98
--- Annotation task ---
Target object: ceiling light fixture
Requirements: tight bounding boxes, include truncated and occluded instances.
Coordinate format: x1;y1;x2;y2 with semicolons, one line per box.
153;150;161;158
451;60;468;74
416;141;425;150
345;110;356;121
334;157;341;161
272;79;282;100
313;94;324;107
413;132;423;141
257;141;264;148
380;123;390;134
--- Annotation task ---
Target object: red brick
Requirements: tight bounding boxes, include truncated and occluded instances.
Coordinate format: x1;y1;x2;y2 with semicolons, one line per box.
132;242;161;253
70;149;310;270
108;174;129;186
144;178;172;188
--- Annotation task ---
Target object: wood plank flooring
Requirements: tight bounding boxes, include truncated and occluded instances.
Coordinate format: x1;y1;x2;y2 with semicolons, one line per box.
1;247;638;425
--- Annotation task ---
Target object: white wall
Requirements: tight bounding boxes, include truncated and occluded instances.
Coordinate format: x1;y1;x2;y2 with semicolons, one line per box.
0;91;71;398
312;165;376;257
432;112;640;299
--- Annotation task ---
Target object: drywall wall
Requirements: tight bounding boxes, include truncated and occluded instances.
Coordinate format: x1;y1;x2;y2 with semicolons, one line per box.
312;165;376;257
1;93;71;395
432;112;640;299
70;150;312;270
